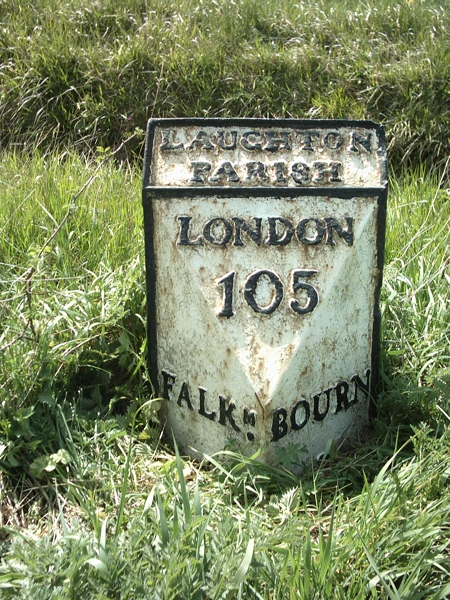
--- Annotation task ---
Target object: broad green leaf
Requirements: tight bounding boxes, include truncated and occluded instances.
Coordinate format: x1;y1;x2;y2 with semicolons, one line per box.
231;538;255;588
30;449;73;477
85;558;109;579
174;437;192;524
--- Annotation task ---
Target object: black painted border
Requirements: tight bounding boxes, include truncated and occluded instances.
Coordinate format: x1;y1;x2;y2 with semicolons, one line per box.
371;185;388;417
142;117;387;421
144;187;384;198
142;193;159;395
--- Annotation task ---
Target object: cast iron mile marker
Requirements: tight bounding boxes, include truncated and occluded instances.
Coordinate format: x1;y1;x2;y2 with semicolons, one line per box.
143;118;387;472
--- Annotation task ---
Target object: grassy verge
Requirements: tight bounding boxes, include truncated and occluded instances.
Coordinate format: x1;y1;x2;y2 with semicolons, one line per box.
1;0;449;595
0;153;449;597
1;0;449;174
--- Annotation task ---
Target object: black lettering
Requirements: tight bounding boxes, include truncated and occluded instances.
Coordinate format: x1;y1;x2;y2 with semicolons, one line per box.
290;162;310;185
265;131;291;151
162;370;176;400
241;131;263;150
351;369;371;403
349;131;372;153
209;161;240;183
217;130;238;150
334;380;353;413
313;389;331;421
188;130;215;150
323;132;343;150
271;408;288;441
299;131;320;152
177;216;204;246
219;396;240;432
217;271;235;317
244;269;284;315
274;162;287;184
190;161;212;184
325;217;353;246
177;381;194;411
290;270;319;315
243;409;256;441
265;217;294;246
203;218;233;246
232;217;262;247
198;387;216;421
243;408;256;427
246;161;268;181
160;129;183;150
244;269;283;315
313;161;342;183
291;400;310;430
296;218;326;245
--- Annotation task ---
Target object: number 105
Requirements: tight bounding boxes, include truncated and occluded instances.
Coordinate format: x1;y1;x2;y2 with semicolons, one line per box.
217;269;319;317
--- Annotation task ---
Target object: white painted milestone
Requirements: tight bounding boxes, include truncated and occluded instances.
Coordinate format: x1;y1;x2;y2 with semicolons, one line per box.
142;118;387;472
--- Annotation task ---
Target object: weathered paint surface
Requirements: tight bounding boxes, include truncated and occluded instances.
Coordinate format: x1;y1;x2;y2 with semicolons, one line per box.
143;118;387;472
148;124;385;188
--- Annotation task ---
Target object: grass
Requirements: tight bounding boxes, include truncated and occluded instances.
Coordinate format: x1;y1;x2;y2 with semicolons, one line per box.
0;152;449;597
0;0;449;595
0;423;449;598
380;166;450;425
0;0;449;175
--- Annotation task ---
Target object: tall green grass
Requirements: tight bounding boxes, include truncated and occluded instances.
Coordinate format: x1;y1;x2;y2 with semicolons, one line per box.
1;417;449;598
0;153;449;597
0;153;150;480
1;0;449;174
380;167;450;427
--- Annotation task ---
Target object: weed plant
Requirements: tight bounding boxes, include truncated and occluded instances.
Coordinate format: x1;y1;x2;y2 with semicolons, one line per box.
1;0;449;174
